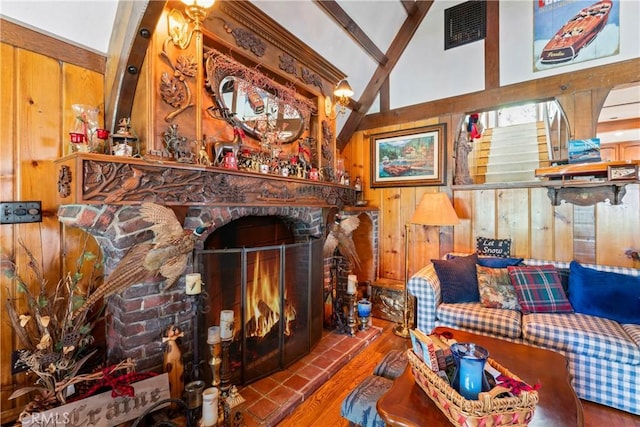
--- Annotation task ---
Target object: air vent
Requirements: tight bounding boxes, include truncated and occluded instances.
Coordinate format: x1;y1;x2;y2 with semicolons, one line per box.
444;1;486;50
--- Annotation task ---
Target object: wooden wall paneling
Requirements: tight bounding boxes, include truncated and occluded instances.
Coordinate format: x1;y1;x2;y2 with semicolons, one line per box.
410;187;433;271
61;63;105;284
452;190;473;253
596;185;639;267
572;205;596;264
16;49;62;263
573;91;597;140
529;187;555;260
62;63;105;155
348;129;366;188
0;41;17;418
495;188;530;257
472;188;496;243
552;202;574;262
379;187;404;281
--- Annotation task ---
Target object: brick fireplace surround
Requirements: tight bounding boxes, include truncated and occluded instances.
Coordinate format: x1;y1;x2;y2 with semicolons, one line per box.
54;153;380;425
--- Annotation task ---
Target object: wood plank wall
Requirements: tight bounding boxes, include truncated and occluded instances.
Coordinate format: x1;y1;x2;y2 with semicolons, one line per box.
0;25;104;422
343;118;640;287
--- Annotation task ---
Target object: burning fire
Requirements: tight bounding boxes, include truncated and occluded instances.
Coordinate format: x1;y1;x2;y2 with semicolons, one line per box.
246;252;296;338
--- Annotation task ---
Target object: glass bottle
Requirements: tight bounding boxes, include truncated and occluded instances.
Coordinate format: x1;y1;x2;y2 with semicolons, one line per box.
450;342;489;400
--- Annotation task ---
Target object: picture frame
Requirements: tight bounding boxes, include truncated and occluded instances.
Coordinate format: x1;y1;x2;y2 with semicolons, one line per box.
607;164;638;181
370;124;446;187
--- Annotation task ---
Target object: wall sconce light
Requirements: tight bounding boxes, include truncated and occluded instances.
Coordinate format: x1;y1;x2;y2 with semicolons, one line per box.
166;0;215;145
325;79;354;119
168;0;215;49
334;79;354;114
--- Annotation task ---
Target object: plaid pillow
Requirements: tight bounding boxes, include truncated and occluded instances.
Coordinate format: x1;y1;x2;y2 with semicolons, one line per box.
507;265;573;314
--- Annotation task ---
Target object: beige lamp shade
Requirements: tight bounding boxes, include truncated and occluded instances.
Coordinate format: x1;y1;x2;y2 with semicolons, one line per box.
410;193;459;226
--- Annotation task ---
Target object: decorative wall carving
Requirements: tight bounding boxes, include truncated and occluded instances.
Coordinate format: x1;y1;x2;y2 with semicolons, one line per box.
57;165;71;198
279;53;297;76
56;154;354;208
219;19;266;57
301;68;323;92
159;48;196;121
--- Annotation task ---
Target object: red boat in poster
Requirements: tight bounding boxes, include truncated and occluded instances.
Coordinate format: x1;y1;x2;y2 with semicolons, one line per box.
540;0;612;64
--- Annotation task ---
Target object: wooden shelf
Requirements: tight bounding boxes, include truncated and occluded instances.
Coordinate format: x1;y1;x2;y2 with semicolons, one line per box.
535;160;640;180
534;160;639;205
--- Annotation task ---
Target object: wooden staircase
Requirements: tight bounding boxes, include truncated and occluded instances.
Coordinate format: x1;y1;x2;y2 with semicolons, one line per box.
472;122;549;183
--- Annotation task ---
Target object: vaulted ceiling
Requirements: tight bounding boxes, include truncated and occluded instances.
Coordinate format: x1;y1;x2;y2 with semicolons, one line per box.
1;0;638;145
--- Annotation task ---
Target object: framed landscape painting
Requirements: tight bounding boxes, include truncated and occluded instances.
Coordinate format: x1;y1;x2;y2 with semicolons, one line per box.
370;124;446;188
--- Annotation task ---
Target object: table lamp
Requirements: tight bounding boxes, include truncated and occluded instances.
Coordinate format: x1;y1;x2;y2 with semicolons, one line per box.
394;192;460;338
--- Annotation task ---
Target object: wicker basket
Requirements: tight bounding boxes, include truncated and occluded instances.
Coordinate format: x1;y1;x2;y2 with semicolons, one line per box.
407;349;539;427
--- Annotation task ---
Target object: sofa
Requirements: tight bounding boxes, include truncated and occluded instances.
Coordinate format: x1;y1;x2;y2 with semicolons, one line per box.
407;253;640;415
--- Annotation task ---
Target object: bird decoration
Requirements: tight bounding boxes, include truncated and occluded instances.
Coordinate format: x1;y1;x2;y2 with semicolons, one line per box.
76;203;208;314
323;214;361;269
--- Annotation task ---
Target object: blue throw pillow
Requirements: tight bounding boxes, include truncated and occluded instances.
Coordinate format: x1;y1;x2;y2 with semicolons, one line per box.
568;261;640;324
478;256;524;268
432;253;479;303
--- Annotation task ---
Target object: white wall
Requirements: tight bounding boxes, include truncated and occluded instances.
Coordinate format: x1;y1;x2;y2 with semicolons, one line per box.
0;0;118;54
390;0;639;111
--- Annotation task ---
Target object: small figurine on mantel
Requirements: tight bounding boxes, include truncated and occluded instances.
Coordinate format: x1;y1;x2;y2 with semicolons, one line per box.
110;117;139;157
163;124;194;163
163;324;185;405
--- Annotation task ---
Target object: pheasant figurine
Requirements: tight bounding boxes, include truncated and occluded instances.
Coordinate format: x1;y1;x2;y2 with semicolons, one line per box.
77;203;208;313
323;214;361;269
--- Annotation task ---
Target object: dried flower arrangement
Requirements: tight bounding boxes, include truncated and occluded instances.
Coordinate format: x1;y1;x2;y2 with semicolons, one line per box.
2;239;105;411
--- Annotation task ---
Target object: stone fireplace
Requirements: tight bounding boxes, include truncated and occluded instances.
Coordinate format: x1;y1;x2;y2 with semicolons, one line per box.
54;153;378;381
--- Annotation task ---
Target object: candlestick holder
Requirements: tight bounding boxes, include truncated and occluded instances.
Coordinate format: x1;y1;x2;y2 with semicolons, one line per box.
208;338;222;388
220;338;233;397
345;292;357;336
182;290;209;383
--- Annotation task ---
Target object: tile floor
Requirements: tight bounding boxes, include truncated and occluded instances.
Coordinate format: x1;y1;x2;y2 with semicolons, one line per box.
238;326;382;426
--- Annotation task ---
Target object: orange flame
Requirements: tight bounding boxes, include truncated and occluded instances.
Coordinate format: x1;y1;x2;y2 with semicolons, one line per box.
245;252;296;338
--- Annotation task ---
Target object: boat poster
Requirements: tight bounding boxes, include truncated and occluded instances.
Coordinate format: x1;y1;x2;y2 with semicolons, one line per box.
533;0;619;71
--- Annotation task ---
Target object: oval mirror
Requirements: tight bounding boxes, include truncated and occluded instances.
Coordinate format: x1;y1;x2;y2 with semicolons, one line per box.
218;75;304;144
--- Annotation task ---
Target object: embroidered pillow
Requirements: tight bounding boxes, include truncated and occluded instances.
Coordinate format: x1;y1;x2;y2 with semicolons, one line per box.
432;253;479;304
568;261;640;324
476;237;511;258
477;265;520;310
507;265;573;314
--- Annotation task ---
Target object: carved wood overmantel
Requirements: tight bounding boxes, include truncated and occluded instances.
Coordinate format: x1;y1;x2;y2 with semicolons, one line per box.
55;153;355;208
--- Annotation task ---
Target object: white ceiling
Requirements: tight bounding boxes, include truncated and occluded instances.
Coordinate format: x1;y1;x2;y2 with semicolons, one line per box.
1;0;637;144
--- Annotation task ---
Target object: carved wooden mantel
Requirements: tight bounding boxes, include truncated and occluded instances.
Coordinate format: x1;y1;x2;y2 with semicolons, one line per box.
55;153;355;208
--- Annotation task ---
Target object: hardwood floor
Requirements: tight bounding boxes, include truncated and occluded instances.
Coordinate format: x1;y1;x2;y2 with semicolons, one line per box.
277;318;640;427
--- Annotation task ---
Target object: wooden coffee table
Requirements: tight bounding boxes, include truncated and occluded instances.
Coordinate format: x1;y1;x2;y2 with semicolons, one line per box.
377;327;584;426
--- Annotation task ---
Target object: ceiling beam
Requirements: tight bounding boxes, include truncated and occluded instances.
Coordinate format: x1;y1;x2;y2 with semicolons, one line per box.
314;0;387;66
336;1;434;151
358;58;640;131
401;1;418;15
485;1;500;90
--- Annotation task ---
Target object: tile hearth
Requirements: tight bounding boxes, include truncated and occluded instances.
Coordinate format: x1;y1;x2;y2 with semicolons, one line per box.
238;326;382;426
